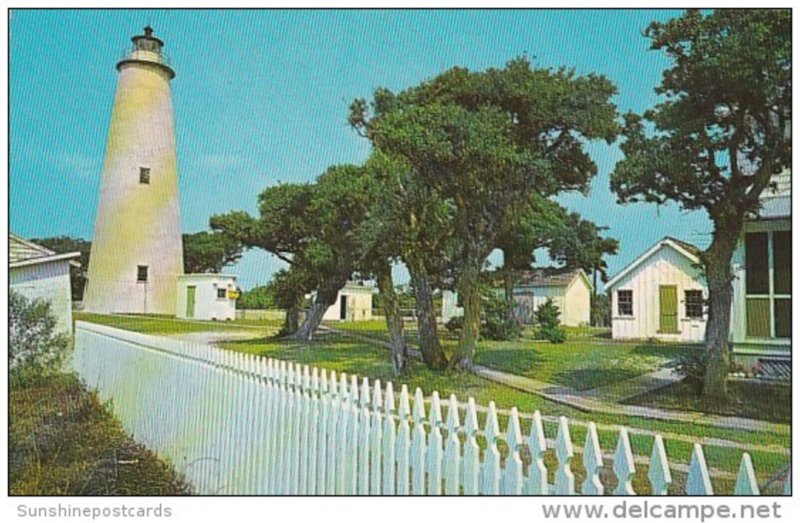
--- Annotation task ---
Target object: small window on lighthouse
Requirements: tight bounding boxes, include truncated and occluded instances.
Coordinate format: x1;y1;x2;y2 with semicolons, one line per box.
137;265;149;283
139;167;151;184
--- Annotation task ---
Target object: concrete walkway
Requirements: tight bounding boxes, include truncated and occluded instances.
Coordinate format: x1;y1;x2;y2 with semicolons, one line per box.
323;325;789;436
470;364;789;435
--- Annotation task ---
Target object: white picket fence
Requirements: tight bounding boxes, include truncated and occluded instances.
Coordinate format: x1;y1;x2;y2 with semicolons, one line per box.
73;321;789;496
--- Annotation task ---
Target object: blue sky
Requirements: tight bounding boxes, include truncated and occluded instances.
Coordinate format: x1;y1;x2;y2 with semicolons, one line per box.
10;9;712;290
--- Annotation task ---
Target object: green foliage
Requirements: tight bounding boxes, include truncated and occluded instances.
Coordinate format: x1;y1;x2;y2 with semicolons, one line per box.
10;372;191;495
612;9;791;216
183;231;243;274
445;316;464;333
9;290;71;386
591;292;612;328
481;295;522;341
351;56;620;366
31;236;91;301
535;298;566;344
236;285;275;310
674;352;709;395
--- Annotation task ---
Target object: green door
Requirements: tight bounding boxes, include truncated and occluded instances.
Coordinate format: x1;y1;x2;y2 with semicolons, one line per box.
186;286;196;318
659;285;678;334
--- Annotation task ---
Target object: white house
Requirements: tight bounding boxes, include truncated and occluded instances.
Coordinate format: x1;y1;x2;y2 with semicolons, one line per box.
730;171;791;367
512;268;593;327
441;268;593;327
176;274;239;321
322;282;375;322
9;234;81;334
606;237;708;342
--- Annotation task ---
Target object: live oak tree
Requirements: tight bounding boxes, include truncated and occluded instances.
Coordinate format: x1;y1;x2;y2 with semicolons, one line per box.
610;9;791;398
347;149;454;370
212;165;376;341
352;58;618;369
182;231;244;274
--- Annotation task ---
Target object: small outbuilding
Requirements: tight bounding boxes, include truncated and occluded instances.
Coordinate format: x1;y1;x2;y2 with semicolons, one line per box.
512;268;593;327
176;274;239;321
9;234;81;334
322;282;375;322
606;237;707;342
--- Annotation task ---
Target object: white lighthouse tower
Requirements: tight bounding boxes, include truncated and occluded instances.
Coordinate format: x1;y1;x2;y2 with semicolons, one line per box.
84;26;184;314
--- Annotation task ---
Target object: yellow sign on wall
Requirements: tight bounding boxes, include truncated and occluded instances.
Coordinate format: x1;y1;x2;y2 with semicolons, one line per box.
228;289;240;299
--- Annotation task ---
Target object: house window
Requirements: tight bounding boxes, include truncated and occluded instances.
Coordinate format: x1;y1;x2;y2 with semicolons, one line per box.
617;290;633;316
137;265;148;283
139;167;150;184
685;290;704;319
745;230;791;338
217;287;227;299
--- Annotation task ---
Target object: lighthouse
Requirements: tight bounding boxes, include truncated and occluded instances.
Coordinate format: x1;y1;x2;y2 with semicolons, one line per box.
83;26;184;314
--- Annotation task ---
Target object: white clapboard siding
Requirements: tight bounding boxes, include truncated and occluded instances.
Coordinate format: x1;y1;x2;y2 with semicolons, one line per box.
72;321;777;496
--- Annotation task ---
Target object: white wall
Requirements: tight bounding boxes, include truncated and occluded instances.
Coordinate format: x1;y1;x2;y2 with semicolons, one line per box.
441;290;463;323
176;276;237;321
563;277;592;327
322;288;374;322
610;245;707;342
10;260;74;334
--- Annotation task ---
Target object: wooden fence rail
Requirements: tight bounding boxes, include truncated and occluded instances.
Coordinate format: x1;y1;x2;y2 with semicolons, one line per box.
72;321;789;496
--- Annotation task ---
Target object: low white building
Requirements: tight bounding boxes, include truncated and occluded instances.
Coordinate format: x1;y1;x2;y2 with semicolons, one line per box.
730;171;791;367
10;234;81;334
176;274;238;321
322;282;375;322
512;268;593;327
606;237;707;342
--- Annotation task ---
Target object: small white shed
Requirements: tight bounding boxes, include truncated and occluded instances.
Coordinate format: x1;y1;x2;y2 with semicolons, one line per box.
322;282;375;322
9;234;81;335
606;237;707;342
176;274;238;321
513;268;593;327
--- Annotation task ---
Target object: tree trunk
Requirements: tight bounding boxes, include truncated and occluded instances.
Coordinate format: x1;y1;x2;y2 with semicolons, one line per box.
291;273;348;341
282;304;300;335
451;262;481;370
376;265;408;375
408;261;448;370
503;263;516;302
702;232;739;400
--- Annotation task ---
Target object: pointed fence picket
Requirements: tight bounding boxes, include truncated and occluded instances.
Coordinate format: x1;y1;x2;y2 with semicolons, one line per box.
72;321;787;496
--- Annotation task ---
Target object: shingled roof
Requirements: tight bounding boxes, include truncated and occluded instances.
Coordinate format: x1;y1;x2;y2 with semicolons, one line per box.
516;267;588;288
9;234;81;268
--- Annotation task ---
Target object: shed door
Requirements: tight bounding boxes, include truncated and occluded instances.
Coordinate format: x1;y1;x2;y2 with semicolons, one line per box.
339;295;347;320
186;286;197;318
659;285;678;334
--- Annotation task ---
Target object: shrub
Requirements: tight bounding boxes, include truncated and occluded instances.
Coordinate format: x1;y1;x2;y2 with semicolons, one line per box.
9;290;71;386
674;351;708;395
482;295;522;341
445;316;463;332
535;298;566;344
236;285;276;310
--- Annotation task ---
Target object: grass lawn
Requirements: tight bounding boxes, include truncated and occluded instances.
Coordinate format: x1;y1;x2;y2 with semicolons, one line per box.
75;312;283;336
474;340;694;391
75;314;790;494
625;380;792;424
10;372;190;495
330;319;694;391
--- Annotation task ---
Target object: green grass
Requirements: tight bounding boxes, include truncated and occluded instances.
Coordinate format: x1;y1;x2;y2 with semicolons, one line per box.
331;319;693;391
10;372;191;495
75;312;282;335
474;340;694;391
625;380;791;424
